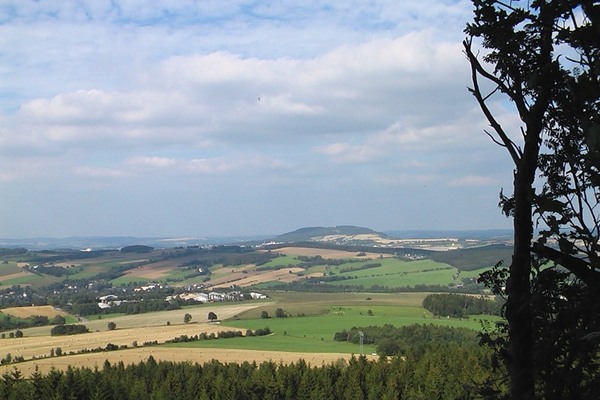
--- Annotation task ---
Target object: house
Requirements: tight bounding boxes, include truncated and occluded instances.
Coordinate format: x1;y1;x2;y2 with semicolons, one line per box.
209;292;225;301
249;292;268;300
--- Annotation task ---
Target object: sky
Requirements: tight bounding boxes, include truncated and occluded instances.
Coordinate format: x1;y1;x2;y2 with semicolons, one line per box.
0;0;518;238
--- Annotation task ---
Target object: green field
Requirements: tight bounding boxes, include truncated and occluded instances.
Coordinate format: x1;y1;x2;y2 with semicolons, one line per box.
165;332;372;354
164;291;501;354
260;255;300;268
1;245;496;291
459;267;491;279
2;275;64;290
296;258;462;288
0;261;22;275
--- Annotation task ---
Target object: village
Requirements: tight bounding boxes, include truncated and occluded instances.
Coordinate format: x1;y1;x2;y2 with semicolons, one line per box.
97;283;268;310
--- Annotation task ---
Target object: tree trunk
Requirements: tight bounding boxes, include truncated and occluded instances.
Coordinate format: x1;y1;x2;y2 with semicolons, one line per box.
505;133;539;399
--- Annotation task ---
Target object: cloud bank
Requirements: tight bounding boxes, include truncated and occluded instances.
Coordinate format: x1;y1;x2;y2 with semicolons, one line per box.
0;1;515;237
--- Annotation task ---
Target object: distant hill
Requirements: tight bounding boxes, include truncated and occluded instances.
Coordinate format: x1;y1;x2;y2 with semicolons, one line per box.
273;226;387;243
384;229;513;241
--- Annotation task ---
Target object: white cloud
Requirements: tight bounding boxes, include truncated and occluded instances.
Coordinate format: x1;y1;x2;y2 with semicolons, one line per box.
449;175;498;187
5;32;468;149
126;156;178;169
0;0;517;237
75;166;132;179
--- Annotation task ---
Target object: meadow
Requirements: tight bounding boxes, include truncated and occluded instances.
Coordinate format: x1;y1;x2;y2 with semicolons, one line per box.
0;291;501;376
171;291;499;354
0;244;502;292
0;244;503;377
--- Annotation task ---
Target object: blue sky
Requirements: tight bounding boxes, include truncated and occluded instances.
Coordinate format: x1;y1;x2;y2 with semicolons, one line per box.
0;0;517;238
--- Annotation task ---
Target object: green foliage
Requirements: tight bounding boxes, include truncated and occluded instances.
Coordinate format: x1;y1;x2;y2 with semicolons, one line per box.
275;308;286;318
0;314;50;331
0;248;27;256
422;293;502;318
120;245;154;254
50;324;88;336
334;323;478;354
0;350;497;399
429;244;512;271
479;265;600;399
107;321;116;330
254;327;271;336
465;0;600;398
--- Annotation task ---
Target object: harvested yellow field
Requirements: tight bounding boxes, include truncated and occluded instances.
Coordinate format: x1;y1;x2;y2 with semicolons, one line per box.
1;304;266;356
272;246;389;260
126;265;172;279
0;347;374;377
1;321;237;360
123;258;185;279
1;305;70;318
210;268;303;289
0;302;339;376
211;264;255;275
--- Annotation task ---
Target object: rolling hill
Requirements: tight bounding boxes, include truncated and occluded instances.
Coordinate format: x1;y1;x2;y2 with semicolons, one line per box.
273;225;387;243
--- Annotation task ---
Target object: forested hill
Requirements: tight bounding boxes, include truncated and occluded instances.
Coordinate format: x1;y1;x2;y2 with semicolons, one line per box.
428;244;513;271
274;226;386;242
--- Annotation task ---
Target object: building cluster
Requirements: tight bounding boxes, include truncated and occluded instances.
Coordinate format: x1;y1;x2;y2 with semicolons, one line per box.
97;283;267;309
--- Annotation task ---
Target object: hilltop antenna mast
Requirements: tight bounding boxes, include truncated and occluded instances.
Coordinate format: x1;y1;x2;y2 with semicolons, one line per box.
358;331;364;356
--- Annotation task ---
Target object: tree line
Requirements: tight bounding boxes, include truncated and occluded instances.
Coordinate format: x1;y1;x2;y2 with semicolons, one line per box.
333;323;481;356
422;293;502;318
0;314;65;332
0;349;500;399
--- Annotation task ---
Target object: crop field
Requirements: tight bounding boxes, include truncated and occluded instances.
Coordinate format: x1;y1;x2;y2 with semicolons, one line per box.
1;244;484;292
0;291;500;377
1;305;71;319
69;263;116;280
0;273;46;288
459;267;491;279
0;347;361;377
0;261;22;275
329;267;458;288
272;257;462;289
269;247;390;260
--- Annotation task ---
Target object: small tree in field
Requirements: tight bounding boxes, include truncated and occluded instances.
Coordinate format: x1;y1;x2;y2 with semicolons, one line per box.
107;322;116;331
207;312;218;322
183;313;192;324
260;311;269;319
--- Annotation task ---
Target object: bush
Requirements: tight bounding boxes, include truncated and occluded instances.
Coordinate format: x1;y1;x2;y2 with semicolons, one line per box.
51;324;88;336
376;338;401;356
254;327;271;336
